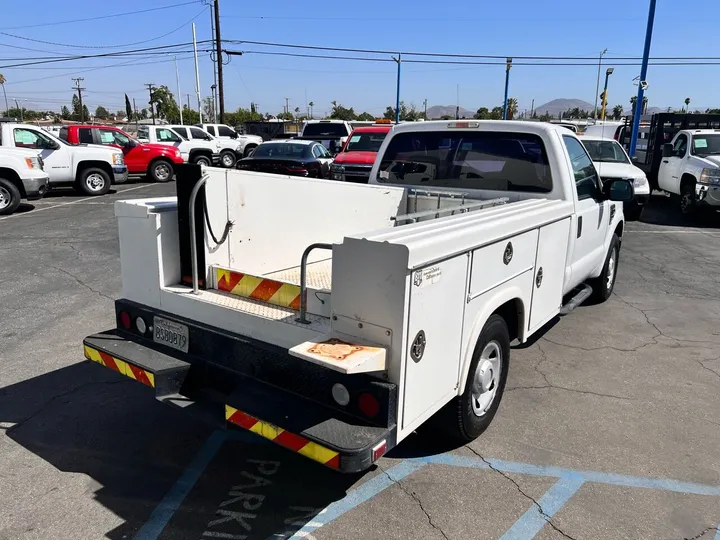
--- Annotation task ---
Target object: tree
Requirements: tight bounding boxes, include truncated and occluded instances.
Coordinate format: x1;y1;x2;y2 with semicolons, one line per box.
506;98;519;120
82;104;90;121
276;111;294;120
383;101;420;122
201;96;215;121
473;107;490;119
139;108;148;119
684;97;691;112
0;73;7;115
329;101;357;121
612;104;624;120
356;112;374;121
150;85;181;123
125;94;133;121
61;105;71;120
308;101;314;119
225;107;262;126
489;106;504;120
71;94;82;121
440;114;454;120
182;105;200;125
95;106;110;119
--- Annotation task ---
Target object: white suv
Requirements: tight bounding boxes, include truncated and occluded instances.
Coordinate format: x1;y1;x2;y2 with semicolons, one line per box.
197;124;263;160
171;125;239;168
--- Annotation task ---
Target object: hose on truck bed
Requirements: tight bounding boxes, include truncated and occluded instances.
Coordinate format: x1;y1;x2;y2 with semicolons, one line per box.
203;192;233;246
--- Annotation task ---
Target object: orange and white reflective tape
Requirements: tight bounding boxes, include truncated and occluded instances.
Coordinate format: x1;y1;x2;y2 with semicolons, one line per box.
216;268;301;310
225;405;340;469
84;345;155;388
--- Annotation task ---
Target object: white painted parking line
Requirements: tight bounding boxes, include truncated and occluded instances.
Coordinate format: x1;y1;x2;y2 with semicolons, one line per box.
631;229;720;234
0;184;153;221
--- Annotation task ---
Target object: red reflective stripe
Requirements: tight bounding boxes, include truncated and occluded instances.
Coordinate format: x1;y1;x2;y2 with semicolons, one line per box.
99;351;119;373
218;271;244;292
325;454;340;469
228;409;260;430
274;429;310;452
288;294;302;310
128;363;152;387
250;279;283;302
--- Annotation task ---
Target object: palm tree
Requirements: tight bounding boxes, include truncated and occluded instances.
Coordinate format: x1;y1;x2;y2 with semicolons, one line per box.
308;101;314;119
294;106;300;120
612;104;624;120
0;74;8;116
684;97;690;113
506;97;519;120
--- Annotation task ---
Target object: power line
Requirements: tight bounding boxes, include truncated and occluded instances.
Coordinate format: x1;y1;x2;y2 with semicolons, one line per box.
0;1;203;30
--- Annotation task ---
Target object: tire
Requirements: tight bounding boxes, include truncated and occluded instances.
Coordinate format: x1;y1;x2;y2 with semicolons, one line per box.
192;154;212;167
220;150;236;168
444;314;510;442
679;182;696;216
76;167;111;196
244;145;257;158
148;159;173;183
624;206;643;221
0;177;21;216
589;234;619;303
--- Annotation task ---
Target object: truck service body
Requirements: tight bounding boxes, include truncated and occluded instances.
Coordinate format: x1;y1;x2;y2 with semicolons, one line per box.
83;121;632;472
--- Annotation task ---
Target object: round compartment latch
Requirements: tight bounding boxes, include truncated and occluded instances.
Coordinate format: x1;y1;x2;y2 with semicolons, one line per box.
410;330;426;362
536;267;544;288
503;242;513;265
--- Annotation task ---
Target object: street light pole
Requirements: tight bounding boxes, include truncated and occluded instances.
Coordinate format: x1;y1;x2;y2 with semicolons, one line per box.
593;48;608;120
629;0;657;158
393;54;401;124
502;58;512;120
600;67;614;121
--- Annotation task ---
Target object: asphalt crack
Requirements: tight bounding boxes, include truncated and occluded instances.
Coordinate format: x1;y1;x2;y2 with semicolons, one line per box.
696;357;720;382
465;447;579;540
683;525;719;540
50;265;115;303
378;465;450;540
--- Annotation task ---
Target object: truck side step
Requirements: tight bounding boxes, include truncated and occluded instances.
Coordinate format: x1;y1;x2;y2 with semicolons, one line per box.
559;284;593;315
83;330;190;398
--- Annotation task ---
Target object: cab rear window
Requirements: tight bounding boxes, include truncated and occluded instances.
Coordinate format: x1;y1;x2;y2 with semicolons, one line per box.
377;131;552;192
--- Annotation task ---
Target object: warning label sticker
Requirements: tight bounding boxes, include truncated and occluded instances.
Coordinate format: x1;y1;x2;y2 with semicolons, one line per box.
414;265;442;288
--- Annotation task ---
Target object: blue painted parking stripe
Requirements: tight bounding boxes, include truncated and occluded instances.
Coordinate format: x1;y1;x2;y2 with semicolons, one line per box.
421;454;720;496
500;475;585;540
280;460;425;540
134;430;228;540
715;524;720;540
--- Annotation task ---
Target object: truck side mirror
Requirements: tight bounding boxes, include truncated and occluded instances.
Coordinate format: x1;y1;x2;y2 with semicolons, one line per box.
662;143;674;158
602;178;634;202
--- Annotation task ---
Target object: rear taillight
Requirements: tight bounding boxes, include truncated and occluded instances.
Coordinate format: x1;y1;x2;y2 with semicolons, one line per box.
119;311;131;329
371;440;387;462
358;393;380;418
286;167;307;173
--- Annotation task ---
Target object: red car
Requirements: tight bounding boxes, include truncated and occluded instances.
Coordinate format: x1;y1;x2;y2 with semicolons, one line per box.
330;124;392;183
59;125;185;182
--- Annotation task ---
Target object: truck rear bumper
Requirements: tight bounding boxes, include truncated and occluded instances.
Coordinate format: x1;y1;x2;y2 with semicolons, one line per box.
82;300;397;473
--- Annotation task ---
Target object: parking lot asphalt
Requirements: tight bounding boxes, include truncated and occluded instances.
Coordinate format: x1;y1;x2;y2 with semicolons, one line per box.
1;185;719;540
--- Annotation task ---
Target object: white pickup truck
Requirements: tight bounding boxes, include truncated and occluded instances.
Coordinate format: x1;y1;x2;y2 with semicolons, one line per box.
0;147;50;215
0;122;127;196
136;125;221;167
83;121;632;473
196;123;263;161
657;129;720;215
298;119;353;154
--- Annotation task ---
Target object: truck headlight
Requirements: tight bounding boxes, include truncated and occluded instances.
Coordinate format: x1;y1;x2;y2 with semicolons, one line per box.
632;176;647;187
700;168;720;185
112;153;125;165
330;164;345;181
24;156;41;170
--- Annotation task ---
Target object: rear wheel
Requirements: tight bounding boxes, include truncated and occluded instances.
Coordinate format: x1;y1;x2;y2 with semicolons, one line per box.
76;167;111;196
220;150;236;168
0;178;21;216
148;159;173;182
192;154;212;167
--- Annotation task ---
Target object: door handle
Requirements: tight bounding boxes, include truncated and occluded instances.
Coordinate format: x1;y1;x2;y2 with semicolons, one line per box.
577;216;583;238
662;160;669;163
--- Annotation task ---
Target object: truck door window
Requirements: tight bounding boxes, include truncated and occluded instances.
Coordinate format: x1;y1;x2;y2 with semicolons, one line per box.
218;125;235;138
172;127;188;138
673;134;688;157
206;126;216;136
156;128;182;142
100;129;131;146
190;127;212;140
78;128;94;144
377;131;552;192
13;128;55;150
138;127;149;140
563;135;601;201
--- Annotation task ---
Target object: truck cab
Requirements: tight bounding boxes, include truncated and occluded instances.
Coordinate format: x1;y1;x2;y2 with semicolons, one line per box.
197;123;263;159
59;125;184;183
0;122;127;196
658;129;720;215
137;125;221;168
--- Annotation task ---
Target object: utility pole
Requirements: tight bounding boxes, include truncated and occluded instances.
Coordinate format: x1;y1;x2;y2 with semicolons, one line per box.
593;49;608;119
393;53;401;124
284;97;289;116
455;85;459;119
133;98;138;131
209;1;218;118
213;0;225;123
145;83;156;125
211;84;217;122
187;94;191;111
192;22;203;123
502;58;512;120
531;98;535;117
423;98;428;119
629;0;657;158
72;77;85;124
175;56;183;125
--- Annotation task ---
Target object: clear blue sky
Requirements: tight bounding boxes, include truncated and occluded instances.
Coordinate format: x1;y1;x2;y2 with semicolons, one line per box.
1;0;718;118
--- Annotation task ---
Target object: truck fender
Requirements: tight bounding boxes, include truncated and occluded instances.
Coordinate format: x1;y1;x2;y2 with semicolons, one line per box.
457;287;526;396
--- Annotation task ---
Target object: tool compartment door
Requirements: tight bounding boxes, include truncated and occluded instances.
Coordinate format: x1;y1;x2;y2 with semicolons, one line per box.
528;218;572;333
402;255;469;429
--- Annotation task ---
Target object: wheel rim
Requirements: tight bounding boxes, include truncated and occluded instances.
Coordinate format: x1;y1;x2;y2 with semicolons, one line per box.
85;173;106;192
0;186;10;209
221;153;234;166
606;247;617;290
197;157;210;166
471;341;502;417
154;163;171;180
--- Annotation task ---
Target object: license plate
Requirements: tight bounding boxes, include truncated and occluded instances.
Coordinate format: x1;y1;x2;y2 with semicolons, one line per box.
153;316;189;353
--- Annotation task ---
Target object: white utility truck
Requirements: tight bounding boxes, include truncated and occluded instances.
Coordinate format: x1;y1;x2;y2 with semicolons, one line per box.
83;121;633;473
0;122;126;195
136;125;221;167
0;147;50;215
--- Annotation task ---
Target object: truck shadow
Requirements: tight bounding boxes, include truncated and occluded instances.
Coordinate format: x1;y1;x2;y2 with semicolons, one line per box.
638;192;720;229
0;361;368;540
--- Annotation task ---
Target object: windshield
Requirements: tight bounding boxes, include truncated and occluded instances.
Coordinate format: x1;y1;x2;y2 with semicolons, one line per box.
303;123;349;138
345;132;387;153
377;131;552;192
582;140;629;164
251;143;309;158
692;134;720;156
